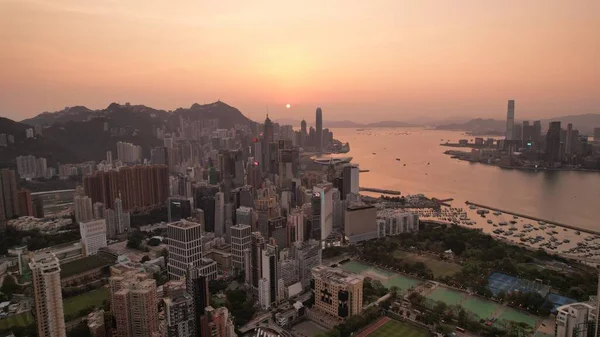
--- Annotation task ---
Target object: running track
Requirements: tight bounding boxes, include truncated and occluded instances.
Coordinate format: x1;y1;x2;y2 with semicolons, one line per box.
355;317;391;337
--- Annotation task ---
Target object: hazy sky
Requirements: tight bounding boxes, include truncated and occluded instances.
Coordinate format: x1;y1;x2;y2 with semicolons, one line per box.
1;0;599;123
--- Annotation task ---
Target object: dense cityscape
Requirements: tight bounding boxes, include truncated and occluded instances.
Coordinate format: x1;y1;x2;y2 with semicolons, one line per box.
442;100;600;171
1;1;599;336
0;101;598;337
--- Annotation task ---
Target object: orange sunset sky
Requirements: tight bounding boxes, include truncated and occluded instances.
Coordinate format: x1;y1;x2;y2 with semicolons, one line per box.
0;0;599;122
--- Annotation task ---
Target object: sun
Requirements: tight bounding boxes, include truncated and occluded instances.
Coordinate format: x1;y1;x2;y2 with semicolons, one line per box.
286;104;291;109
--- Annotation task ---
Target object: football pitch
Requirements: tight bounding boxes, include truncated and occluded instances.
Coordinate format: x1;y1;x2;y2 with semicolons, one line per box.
369;319;430;337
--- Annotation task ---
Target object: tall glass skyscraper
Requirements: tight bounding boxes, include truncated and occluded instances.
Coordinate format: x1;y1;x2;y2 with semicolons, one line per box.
315;107;323;150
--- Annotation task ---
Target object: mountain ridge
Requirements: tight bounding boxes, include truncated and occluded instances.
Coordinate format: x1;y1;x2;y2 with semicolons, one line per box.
1;101;256;167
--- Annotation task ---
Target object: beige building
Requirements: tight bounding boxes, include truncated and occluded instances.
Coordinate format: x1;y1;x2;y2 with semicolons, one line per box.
109;271;159;337
344;204;378;244
311;265;363;320
29;252;66;337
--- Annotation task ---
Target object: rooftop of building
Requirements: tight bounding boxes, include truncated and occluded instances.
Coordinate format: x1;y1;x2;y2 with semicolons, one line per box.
167;219;202;229
29;252;59;266
557;302;595;314
60;253;116;279
312;265;363;285
377;208;416;217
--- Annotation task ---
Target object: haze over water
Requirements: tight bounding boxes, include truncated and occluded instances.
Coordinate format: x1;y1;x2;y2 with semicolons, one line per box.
331;128;600;231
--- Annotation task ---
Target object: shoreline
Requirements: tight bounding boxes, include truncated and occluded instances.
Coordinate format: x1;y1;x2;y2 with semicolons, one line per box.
443;150;600;173
464;201;600;236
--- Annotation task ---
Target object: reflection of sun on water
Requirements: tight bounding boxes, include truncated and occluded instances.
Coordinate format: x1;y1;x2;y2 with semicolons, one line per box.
286;104;291;108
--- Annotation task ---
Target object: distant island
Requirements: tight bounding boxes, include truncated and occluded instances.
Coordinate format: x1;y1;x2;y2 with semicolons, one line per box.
275;118;417;128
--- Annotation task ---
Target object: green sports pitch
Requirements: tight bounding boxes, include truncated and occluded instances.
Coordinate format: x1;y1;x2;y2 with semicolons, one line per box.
369;320;430;337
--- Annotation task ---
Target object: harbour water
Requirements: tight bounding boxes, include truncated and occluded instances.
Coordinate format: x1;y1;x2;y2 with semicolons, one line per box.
329;127;600;232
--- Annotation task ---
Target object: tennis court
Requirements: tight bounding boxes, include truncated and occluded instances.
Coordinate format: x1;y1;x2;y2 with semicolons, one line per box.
461;297;501;319
488;272;549;297
545;293;577;313
494;307;539;328
426;287;464;306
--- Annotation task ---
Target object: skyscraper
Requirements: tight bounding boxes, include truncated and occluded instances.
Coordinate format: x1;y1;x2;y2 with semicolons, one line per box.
342;165;360;198
292;239;321;289
268;216;289;249
17;189;33;217
0;169;19;220
168;197;192;223
565;123;573;156
546;121;562;166
313;183;333;241
250;232;266;291
505;100;515;140
260;244;279;309
300;119;307;147
111;274;158;337
83;165;169;212
315;108;323;150
167;220;204;279
164;282;195;337
533;121;542;143
29;253;66;337
186;265;210;337
231;224;251;272
74;195;94;224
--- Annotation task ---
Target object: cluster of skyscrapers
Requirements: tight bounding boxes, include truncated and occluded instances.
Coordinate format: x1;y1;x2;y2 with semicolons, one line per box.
504;100;591;166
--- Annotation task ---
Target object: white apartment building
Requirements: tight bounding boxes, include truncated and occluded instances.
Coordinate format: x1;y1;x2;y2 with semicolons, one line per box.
79;219;107;256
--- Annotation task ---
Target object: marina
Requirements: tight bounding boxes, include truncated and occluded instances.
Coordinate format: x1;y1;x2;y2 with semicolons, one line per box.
465;201;600;236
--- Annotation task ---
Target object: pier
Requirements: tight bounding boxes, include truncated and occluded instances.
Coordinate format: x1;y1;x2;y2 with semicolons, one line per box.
359;187;401;195
432;198;454;207
465;201;600;236
359;169;370;173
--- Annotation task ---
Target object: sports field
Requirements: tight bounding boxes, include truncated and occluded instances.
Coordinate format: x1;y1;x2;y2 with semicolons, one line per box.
494;307;539;328
394;251;462;278
426;287;464;306
63;287;109;319
367;319;429;337
0;312;34;330
340;261;422;294
461;297;501;319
